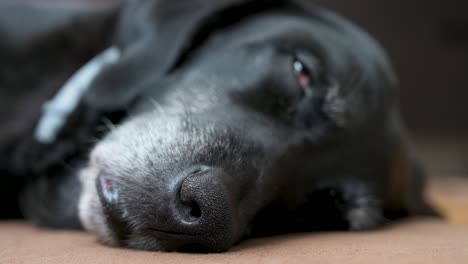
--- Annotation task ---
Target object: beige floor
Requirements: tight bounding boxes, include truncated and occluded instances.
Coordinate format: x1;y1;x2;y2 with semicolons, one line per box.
428;177;468;225
1;219;468;264
413;134;468;176
0;178;467;264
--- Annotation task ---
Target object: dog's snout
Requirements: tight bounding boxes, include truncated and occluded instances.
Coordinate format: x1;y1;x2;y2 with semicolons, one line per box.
153;166;238;252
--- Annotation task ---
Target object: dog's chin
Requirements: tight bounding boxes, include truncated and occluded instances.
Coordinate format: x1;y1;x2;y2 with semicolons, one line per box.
78;163;118;246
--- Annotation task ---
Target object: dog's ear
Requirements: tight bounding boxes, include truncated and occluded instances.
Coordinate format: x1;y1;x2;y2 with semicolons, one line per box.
84;0;255;111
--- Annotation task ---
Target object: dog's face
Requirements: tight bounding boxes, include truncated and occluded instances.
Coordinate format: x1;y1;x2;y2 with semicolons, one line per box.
78;2;396;252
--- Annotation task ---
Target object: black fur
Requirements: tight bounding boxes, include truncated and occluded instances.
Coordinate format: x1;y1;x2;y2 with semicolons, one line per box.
0;0;437;252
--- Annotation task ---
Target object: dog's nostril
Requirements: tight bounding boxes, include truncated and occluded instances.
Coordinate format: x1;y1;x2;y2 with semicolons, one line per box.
189;202;202;218
178;166;210;222
180;199;202;222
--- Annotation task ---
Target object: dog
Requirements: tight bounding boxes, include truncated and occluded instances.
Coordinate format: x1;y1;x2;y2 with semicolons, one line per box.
0;0;437;252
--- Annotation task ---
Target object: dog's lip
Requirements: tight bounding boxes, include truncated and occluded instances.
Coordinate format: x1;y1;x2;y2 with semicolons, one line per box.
146;228;198;239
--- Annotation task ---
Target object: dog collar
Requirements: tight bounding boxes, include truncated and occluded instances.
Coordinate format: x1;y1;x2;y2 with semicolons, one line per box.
34;47;121;144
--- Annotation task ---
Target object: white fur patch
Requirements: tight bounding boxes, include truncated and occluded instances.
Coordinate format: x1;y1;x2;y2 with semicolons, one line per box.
78;163;117;245
35;47;121;144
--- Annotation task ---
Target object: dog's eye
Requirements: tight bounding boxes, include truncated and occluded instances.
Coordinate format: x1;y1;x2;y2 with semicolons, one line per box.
292;58;315;93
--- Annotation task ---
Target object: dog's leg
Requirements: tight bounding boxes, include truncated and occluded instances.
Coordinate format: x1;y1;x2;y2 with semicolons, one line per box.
404;159;440;217
305;180;386;231
252;180;386;235
333;181;386;231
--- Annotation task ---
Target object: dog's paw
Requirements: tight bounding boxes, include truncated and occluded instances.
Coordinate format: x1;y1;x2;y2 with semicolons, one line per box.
336;181;386;231
346;200;385;231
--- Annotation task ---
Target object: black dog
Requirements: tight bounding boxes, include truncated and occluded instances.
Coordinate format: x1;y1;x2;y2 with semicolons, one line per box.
0;0;436;252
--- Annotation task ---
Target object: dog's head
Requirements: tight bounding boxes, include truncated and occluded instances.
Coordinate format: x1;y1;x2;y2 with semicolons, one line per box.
78;0;397;252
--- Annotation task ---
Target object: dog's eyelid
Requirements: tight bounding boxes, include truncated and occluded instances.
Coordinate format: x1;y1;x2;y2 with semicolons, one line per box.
292;56;317;92
292;51;329;87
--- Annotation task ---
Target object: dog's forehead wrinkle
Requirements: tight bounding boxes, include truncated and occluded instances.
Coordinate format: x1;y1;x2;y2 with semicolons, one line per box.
219;13;320;48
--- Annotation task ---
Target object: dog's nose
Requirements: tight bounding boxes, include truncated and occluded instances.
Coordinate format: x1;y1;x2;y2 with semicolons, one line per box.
155;167;237;252
97;167;238;252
